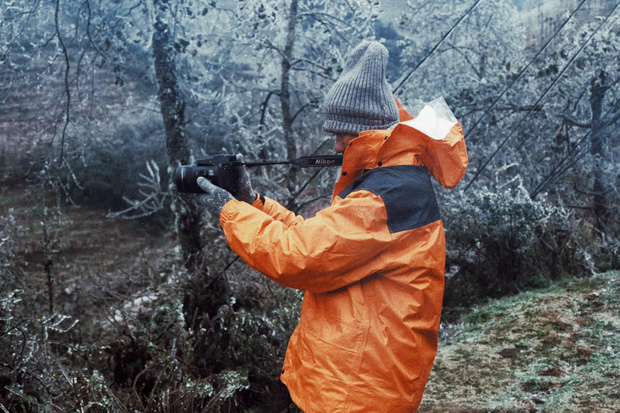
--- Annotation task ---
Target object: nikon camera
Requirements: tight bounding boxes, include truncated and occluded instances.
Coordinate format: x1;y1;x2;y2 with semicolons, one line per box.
173;153;343;194
173;154;241;194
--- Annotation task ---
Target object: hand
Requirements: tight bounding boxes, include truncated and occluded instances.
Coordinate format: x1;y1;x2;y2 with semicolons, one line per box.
196;177;234;216
232;154;256;204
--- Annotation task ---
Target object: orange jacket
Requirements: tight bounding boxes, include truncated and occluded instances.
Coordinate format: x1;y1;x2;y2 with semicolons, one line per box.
219;105;467;412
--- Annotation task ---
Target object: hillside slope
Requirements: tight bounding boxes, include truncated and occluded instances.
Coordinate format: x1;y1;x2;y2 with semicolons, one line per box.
421;271;619;412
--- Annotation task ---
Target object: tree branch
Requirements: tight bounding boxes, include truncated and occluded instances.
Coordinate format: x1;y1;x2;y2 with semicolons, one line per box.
561;113;591;128
290;102;312;124
84;0;106;59
54;0;71;166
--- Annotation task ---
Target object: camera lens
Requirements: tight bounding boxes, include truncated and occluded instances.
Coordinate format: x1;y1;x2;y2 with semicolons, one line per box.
173;166;196;193
172;166;183;192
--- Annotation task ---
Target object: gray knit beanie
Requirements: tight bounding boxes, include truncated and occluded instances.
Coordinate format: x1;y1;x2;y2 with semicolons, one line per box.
323;40;399;135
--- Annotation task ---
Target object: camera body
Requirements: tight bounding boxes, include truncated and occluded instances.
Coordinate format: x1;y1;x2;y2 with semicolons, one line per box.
173;154;241;194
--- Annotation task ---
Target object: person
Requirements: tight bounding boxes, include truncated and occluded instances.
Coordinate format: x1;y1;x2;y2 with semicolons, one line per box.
196;40;468;412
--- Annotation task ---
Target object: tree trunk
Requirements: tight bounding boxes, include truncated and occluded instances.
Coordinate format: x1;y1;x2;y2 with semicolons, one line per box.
151;2;229;356
281;0;299;197
589;69;609;228
151;11;203;273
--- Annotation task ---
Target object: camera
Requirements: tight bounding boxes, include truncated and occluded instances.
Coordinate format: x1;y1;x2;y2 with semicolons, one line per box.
173;153;343;194
173;154;241;194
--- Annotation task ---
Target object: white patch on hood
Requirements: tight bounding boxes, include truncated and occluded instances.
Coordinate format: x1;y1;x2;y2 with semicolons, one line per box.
402;96;458;140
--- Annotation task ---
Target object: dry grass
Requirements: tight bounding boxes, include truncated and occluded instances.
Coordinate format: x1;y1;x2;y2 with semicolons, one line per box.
421;271;620;412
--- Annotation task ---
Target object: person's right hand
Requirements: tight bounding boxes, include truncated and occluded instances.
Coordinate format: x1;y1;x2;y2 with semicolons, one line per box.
233;154;256;204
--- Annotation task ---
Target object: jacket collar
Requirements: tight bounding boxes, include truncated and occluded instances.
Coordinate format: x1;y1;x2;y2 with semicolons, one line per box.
331;125;429;199
332;129;392;198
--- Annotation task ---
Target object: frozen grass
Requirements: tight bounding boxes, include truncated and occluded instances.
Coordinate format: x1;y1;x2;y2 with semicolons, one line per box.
421;271;620;412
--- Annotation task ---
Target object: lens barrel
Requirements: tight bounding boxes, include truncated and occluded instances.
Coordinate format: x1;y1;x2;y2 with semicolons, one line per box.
173;155;240;193
173;165;218;193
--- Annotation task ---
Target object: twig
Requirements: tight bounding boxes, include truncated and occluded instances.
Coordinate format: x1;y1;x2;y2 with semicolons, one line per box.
132;363;152;411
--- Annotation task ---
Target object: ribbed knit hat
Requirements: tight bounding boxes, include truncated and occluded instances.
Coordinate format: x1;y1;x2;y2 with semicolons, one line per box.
323;40;399;135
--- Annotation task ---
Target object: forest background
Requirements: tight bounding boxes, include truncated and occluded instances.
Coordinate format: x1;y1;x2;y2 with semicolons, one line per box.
0;0;618;411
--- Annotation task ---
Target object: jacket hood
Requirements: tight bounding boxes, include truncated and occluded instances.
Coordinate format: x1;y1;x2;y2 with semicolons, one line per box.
334;97;468;196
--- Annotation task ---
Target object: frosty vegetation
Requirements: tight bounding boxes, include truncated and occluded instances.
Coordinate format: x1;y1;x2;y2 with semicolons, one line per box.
0;0;618;411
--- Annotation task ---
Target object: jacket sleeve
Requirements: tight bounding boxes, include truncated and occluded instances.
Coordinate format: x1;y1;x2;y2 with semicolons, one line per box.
251;195;304;227
220;192;393;293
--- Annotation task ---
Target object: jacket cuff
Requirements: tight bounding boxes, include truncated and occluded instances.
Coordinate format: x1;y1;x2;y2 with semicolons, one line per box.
220;199;242;223
251;193;266;210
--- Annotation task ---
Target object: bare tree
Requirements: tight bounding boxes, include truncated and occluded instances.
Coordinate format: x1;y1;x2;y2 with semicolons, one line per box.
589;69;611;227
229;0;379;208
280;0;299;194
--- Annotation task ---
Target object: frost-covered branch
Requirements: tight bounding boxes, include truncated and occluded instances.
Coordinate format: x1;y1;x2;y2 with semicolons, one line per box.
107;160;169;219
54;0;71;164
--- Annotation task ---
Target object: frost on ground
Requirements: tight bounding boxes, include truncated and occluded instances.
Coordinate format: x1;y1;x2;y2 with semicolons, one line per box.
421;271;620;412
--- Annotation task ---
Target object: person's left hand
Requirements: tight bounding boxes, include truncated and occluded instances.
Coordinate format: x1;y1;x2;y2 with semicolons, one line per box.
196;177;234;216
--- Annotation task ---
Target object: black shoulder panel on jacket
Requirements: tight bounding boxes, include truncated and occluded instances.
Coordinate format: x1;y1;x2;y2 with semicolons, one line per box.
338;165;440;233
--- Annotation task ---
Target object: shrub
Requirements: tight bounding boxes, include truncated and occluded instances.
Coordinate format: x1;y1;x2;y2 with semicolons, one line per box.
442;186;591;308
95;277;298;412
0;290;81;411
